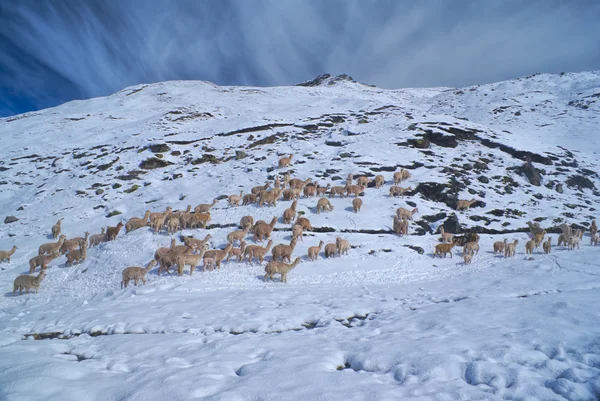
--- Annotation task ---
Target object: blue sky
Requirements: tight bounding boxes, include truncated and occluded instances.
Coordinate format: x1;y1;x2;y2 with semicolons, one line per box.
1;0;599;117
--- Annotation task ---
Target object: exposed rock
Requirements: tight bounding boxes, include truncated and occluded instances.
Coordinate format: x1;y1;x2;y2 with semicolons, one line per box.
478;139;553;165
443;213;461;234
412;220;432;235
425;131;458;148
518;162;542;186
434;126;479;140
297;74;357;87
404;245;425;254
477;175;490;184
124;185;140;193
148;143;170;153
248;133;286;149
235;151;247;160
566;175;596;191
556;183;564;193
221;123;291;137
420;212;447;223
191;154;219;165
95;189;104;195
407;136;430;149
4;216;18;224
97;157;119;171
139;157;173;170
452;233;481;246
414;182;457;208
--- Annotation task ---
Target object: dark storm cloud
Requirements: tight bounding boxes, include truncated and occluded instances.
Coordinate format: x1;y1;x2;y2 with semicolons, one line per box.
1;0;599;116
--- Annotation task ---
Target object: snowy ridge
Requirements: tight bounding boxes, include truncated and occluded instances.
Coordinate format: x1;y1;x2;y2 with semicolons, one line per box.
0;72;600;400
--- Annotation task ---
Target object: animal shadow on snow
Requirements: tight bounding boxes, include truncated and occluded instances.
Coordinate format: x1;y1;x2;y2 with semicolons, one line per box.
344;206;354;213
258;274;286;283
427;252;457;260
4;290;35;298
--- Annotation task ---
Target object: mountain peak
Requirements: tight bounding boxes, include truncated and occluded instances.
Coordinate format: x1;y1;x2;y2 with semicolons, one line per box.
296;73;361;87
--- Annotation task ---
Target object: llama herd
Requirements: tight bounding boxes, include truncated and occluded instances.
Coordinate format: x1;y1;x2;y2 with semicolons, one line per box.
433;219;598;266
2;154;598;296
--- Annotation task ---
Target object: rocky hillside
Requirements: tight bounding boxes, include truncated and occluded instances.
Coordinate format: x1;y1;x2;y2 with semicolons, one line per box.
1;72;598;239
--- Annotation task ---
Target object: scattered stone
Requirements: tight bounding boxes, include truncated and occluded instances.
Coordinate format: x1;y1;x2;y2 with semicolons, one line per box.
4;216;18;224
235;150;247;160
95;188;104;195
404;245;425;254
124;185;140;193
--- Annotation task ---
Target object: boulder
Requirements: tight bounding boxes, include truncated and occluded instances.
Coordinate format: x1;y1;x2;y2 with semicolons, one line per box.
519;162;542;186
442;213;461;234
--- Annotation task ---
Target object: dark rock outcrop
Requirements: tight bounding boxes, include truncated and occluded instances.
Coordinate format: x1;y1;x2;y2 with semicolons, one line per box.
566;175;596;191
139;157;173;170
518;162;542;186
443;213;461;234
148;143;170;153
414;182;457;209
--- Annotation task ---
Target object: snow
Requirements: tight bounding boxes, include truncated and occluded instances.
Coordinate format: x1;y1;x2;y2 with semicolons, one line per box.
0;72;600;400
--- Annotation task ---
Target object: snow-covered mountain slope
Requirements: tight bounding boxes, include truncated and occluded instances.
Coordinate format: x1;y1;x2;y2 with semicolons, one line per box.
0;72;599;401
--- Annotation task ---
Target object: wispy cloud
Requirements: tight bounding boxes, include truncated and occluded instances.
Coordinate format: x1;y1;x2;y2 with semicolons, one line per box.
1;0;599;116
